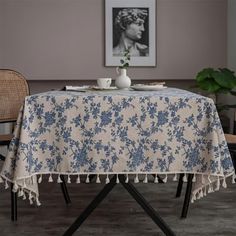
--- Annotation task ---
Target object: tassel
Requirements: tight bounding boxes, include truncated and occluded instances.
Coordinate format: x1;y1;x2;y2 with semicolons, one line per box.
0;176;4;183
143;174;148;183
85;174;90;183
57;175;63;183
215;177;220;191
18;188;24;197
154;174;158;183
29;198;33;205
183;174;187;182
5;180;9;189
67;175;71;184
196;191;201;200
29;192;33;205
163;174;167;183
12;182;18;192
48;174;53;182
199;189;204;198
116;174;119;184
125;174;129;183
173;173;178;181
96;174;101;183
203;186;207;196
232;174;236;184
76;175;81;184
23;179;27;188
208;185;213;193
38;174;42;184
105;174;110;184
192;174;196;182
22;192;26;200
208;175;212;184
134;174;139;183
201;174;205;184
36;197;41;206
31;176;34;184
222;178;227;188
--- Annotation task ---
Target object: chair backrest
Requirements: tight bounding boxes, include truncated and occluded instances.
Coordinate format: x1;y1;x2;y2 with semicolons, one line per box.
0;69;29;123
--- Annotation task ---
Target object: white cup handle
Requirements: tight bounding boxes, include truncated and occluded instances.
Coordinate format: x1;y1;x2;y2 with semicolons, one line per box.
116;67;120;75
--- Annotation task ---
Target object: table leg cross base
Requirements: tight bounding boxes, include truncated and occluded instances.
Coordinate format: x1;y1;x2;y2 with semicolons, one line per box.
63;174;176;236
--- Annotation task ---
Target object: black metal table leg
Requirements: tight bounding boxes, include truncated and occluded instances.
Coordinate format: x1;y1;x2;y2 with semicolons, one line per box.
152;174;164;183
63;175;117;236
119;175;176;236
89;174;96;182
157;175;164;183
175;173;184;198
11;183;17;221
0;153;6;161
63;174;176;236
60;175;72;205
181;174;193;218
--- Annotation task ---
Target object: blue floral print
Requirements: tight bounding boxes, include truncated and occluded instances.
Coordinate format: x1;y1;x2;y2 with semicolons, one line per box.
0;88;234;200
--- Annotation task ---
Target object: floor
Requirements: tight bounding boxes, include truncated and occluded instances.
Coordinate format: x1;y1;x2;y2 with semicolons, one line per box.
0;175;236;236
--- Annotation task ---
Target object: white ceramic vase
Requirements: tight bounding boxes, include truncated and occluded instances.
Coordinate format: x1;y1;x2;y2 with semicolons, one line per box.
115;68;131;89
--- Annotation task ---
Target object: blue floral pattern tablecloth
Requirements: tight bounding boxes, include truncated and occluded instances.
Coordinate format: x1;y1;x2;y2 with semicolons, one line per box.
0;88;234;205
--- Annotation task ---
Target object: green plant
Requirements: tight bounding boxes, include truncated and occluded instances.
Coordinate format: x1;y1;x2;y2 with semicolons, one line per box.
195;67;236;111
119;48;131;69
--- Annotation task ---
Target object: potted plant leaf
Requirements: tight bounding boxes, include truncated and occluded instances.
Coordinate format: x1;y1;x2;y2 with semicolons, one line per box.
195;67;236;112
195;67;236;133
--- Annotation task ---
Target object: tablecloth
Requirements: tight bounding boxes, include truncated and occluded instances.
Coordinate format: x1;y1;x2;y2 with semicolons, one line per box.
0;88;234;205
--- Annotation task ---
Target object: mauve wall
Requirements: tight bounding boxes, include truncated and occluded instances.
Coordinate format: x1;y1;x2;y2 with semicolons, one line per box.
228;0;236;72
225;0;236;130
1;0;227;84
0;0;3;66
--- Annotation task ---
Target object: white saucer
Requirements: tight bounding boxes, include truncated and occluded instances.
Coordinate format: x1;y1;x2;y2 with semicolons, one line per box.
131;85;167;91
92;86;117;90
65;86;90;91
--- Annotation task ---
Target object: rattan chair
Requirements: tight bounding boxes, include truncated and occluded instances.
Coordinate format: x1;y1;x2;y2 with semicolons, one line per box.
0;69;71;221
176;111;236;219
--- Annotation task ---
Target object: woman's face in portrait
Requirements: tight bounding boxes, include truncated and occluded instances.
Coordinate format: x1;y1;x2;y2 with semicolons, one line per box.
124;18;145;41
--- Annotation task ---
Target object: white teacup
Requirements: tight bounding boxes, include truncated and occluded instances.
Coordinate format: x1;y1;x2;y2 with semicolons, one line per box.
97;78;112;89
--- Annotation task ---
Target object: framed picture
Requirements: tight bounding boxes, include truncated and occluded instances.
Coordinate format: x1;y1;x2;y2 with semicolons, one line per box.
105;0;156;67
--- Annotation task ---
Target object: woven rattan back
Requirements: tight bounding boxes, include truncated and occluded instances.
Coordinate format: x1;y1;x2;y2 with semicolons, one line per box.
0;69;29;122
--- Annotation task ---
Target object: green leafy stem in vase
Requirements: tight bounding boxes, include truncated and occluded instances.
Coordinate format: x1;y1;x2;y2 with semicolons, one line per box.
119;48;131;69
